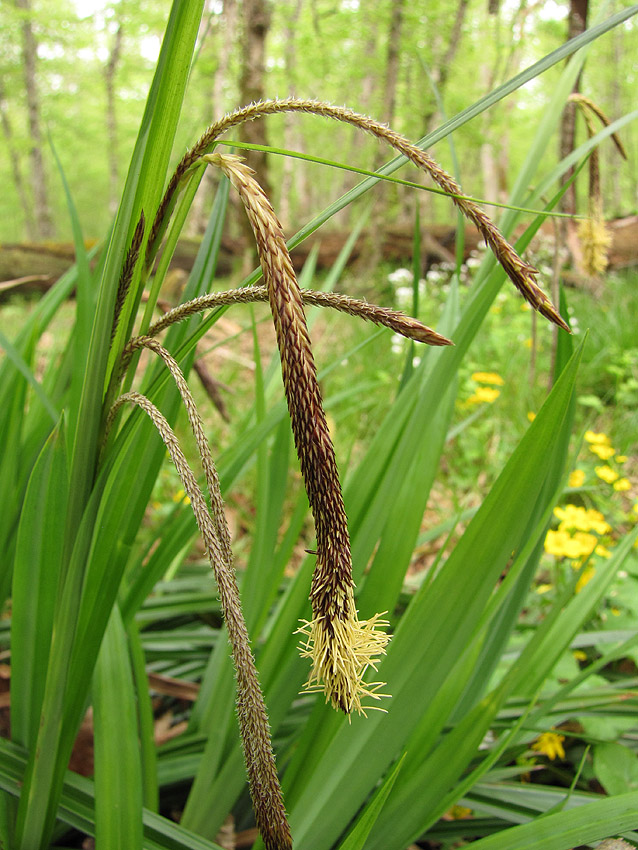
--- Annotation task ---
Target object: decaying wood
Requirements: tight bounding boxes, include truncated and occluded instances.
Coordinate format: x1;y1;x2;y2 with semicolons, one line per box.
2;217;636;300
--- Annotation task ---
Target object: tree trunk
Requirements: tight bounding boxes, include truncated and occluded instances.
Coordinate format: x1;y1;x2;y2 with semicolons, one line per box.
559;0;589;216
369;0;406;263
104;23;123;217
15;0;54;239
238;0;272;195
422;0;469;131
189;0;240;234
0;78;36;238
279;0;304;228
237;0;272;265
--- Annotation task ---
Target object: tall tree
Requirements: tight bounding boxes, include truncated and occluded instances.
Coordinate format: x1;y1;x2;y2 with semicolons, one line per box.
104;22;123;217
279;0;304;227
369;0;406;257
0;77;36;238
239;0;272;195
15;0;54;239
190;0;240;234
559;0;589;216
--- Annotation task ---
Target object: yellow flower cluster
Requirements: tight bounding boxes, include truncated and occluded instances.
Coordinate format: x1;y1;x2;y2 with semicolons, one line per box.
553;504;611;535
544;504;611;593
531;731;565;761
568;469;585;488
463;372;504;406
466;386;500;405
544;529;605;561
585;431;632;492
471;371;504;386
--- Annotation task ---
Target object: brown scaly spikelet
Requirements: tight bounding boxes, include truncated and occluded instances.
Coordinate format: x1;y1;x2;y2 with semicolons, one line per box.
111;211;145;343
145;286;452;347
568;93;628;161
148;98;568;332
107;391;291;850
207;151;391;715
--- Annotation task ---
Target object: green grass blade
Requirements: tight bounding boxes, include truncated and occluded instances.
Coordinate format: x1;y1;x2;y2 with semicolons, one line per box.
93;605;143;848
0;328;58;424
0;738;225;850
64;0;205;559
462;791;638;850
337;754;406;850
49;134;93;449
128;619;159;813
215;140;576;219
11;419;68;750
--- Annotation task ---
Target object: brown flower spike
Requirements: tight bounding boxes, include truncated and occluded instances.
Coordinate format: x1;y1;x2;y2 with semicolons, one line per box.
148;98;568;333
207;152;391;715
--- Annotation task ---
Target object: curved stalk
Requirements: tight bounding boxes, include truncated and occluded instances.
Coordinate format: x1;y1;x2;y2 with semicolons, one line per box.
147;98;568;332
106;391;291;850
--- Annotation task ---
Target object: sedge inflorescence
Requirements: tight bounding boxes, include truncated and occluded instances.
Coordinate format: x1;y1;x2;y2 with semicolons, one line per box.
143;99;568;720
297;598;391;716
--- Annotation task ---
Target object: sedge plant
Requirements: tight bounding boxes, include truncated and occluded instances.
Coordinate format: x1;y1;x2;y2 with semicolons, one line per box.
2;4;638;850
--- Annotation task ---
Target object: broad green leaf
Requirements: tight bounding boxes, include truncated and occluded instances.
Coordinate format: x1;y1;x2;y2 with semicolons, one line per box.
594;743;638;796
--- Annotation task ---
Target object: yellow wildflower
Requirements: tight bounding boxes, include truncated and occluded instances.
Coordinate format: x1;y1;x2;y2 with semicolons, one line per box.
613;478;631;492
616;455;627;464
568;469;585;488
446;805;473;820
173;488;191;505
524;338;533;349
536;583;553;595
584;509;612;535
585;430;610;445
610;606;621;616
589;444;616;460
554;504;610;535
527;411;536;422
571;532;598;559
595;544;612;558
471;371;504;386
466;387;500;405
544;529;586;560
532;731;565;760
572;649;587;662
596;466;619;484
576;565;596;593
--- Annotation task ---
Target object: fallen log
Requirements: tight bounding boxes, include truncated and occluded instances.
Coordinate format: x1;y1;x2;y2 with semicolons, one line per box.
1;217;636;300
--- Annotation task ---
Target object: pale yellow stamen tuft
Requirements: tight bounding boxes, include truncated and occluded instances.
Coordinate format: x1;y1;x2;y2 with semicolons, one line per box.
578;203;612;278
296;599;391;717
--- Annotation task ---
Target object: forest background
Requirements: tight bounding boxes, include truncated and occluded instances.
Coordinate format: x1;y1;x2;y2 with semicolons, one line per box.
1;2;638;849
1;0;637;245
